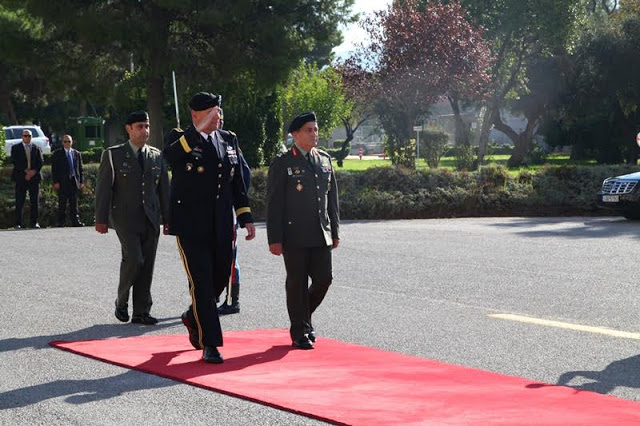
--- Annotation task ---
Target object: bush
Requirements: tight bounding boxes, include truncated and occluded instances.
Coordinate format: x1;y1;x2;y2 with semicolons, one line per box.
0;125;6;167
0;163;635;228
420;129;449;168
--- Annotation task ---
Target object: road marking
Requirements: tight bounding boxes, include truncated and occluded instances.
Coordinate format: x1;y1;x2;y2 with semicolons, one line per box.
488;313;640;340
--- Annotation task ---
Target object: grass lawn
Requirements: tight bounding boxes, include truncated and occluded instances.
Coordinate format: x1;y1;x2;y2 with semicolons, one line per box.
338;153;598;172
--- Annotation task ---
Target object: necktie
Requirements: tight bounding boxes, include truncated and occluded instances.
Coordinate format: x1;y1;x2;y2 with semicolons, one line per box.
67;151;75;177
208;134;222;158
25;145;31;170
137;148;144;170
306;152;314;168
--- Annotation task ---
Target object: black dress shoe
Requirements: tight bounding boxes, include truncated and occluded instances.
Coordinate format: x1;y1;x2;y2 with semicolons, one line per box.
308;331;316;343
31;223;41;229
217;302;240;315
292;336;314;350
131;313;158;325
182;311;201;349
203;346;224;364
72;221;84;227
13;224;22;230
114;300;129;322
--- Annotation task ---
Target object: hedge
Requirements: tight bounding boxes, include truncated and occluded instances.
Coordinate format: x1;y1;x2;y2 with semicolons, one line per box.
0;163;637;228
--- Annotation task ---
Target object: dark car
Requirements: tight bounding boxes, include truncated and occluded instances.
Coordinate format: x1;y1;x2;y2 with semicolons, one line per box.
598;171;640;219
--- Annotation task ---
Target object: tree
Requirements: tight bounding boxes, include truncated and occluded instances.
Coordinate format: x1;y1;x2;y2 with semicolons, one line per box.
334;64;375;167
452;0;582;167
341;0;492;168
5;0;356;149
280;62;350;143
544;1;640;164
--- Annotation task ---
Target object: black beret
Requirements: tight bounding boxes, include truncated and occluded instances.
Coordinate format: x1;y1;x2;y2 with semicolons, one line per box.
288;112;317;133
125;111;149;125
189;92;221;111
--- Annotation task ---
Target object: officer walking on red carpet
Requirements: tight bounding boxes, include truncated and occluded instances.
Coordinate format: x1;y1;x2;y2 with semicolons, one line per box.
266;112;340;350
95;111;170;325
164;92;255;364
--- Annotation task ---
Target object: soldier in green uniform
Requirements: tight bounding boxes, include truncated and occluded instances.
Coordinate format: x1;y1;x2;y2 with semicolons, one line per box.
266;112;340;350
95;111;170;325
164;92;255;364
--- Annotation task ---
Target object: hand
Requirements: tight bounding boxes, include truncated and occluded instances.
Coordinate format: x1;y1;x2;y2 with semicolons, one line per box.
269;243;283;256
25;170;35;181
245;223;256;240
332;238;340;249
79;183;85;192
53;182;60;191
163;223;169;235
95;223;108;234
195;108;217;132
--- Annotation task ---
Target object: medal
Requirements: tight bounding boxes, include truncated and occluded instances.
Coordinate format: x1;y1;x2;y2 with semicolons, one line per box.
287;167;292;176
197;166;205;173
186;163;193;171
296;182;303;192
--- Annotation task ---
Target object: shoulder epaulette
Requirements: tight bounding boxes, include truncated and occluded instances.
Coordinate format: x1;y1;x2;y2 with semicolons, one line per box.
106;143;125;151
316;148;331;157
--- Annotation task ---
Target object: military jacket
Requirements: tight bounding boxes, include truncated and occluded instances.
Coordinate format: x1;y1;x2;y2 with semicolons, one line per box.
95;142;170;232
267;145;339;248
163;126;252;243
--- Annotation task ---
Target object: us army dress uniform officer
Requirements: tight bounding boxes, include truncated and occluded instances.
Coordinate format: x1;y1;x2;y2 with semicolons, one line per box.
164;92;255;364
267;112;340;350
95;111;170;325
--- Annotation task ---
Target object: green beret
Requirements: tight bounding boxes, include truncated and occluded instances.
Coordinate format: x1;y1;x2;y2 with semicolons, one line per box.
288;112;317;133
125;110;149;125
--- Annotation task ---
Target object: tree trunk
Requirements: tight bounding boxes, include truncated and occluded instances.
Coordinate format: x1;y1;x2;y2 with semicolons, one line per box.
447;95;470;147
494;110;538;168
475;104;495;166
146;74;165;149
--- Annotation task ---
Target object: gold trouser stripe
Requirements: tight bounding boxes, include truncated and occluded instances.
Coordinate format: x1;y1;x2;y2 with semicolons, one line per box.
236;207;251;216
179;136;191;153
176;237;203;348
226;237;236;305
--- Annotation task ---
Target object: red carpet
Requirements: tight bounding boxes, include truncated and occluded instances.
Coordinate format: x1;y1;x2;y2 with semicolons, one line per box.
51;329;640;425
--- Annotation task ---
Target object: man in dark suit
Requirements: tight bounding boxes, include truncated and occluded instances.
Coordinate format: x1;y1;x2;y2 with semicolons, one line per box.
95;111;170;325
164;92;255;364
266;112;340;350
11;129;44;229
51;134;85;227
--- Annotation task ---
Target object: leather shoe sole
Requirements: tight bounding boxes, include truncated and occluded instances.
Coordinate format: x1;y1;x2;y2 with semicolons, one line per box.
217;303;240;315
292;336;314;350
203;346;224;364
182;312;201;349
114;300;129;322
131;314;158;325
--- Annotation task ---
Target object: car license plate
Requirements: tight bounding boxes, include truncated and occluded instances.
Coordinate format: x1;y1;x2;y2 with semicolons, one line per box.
603;195;619;202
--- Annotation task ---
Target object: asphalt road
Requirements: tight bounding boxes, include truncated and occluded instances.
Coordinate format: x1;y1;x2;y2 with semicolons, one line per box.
2;217;640;425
